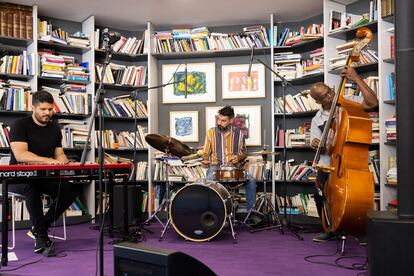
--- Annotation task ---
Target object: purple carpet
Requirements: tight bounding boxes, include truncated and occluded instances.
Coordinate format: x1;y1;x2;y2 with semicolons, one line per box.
0;222;367;275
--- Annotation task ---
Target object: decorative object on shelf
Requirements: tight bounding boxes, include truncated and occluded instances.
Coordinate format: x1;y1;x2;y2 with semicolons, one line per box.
221;64;265;99
169;110;199;142
162;62;216;104
205;105;261;146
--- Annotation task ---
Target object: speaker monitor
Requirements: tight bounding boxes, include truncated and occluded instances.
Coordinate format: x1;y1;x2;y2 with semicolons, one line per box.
113;185;142;228
114;242;216;276
367;210;414;276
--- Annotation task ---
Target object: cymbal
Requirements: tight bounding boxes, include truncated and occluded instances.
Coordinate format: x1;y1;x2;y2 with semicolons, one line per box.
247;150;279;156
145;134;192;157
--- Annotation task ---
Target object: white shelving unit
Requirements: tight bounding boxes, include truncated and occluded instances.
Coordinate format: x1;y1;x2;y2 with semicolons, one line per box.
377;1;396;210
323;0;396;210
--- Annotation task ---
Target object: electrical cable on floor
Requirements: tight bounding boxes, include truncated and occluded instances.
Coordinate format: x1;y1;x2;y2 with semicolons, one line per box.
0;256;45;272
304;239;367;272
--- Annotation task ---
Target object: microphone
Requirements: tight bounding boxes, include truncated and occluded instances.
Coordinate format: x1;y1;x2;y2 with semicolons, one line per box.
102;28;121;46
247;45;255;77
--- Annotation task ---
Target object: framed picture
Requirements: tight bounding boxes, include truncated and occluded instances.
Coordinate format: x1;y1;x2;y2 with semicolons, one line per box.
221;64;265;99
205;105;261;146
162;63;216;104
169;111;199;142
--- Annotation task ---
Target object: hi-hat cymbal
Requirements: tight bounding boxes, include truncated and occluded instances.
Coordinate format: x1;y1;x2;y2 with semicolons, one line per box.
145;134;192;157
247;150;279;156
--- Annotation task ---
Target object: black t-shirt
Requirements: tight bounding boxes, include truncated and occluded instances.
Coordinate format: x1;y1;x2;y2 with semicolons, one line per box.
9;116;62;164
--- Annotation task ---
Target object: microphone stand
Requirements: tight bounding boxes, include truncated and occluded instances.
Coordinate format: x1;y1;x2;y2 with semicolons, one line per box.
79;35;113;276
252;56;305;241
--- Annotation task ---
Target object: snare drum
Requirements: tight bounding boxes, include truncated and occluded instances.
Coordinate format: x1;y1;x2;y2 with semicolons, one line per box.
213;166;246;185
169;182;231;242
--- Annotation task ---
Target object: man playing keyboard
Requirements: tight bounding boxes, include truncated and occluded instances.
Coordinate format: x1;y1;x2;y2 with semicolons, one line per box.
9;90;81;255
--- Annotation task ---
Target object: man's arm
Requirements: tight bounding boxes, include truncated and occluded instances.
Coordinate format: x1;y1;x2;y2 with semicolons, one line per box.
201;131;212;167
54;147;69;164
231;133;247;165
340;65;379;111
10;142;63;164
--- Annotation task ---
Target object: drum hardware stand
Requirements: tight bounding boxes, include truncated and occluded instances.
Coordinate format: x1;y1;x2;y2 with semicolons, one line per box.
247;46;305;240
245;150;282;233
142;150;174;241
224;188;239;243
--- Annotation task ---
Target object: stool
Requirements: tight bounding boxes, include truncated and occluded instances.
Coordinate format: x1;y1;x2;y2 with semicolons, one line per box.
0;193;67;250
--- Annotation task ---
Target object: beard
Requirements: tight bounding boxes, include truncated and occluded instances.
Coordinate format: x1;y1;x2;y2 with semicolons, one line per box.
218;124;230;132
34;112;51;124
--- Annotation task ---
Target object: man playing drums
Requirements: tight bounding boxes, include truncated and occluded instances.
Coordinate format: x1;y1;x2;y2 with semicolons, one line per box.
202;105;256;210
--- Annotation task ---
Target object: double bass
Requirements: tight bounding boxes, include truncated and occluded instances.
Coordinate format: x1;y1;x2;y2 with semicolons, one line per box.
313;27;374;235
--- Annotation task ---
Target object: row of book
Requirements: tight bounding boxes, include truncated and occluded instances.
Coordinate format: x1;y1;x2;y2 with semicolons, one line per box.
370;112;380;144
369;149;380;184
385;116;396;142
274;162;316;182
329;1;377;34
329;41;378;70
100;96;148;118
386;155;397;185
0;52;38;76
38;20;90;48
275;124;311;148
152;156;207;182
273;49;324;80
40;52;89;81
344;76;379;97
0;84;32;112
94;29;147;55
303;47;324;76
154;25;270;53
274;91;320;114
95;63;147;87
0;3;33;39
94;127;148;150
245;158;272;181
275;194;318;217
42;86;91;115
0;123;10;148
381;0;394;17
276;24;323;47
6;195;88;222
388;72;396;100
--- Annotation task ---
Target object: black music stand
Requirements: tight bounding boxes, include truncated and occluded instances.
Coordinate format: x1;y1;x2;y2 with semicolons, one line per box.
248;48;305;240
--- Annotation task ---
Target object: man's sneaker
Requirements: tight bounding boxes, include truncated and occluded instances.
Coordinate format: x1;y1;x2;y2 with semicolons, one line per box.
313;232;337;242
34;235;53;253
27;227;35;240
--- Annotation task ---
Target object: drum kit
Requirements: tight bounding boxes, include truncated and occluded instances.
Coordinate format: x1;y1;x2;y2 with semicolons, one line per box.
143;133;280;243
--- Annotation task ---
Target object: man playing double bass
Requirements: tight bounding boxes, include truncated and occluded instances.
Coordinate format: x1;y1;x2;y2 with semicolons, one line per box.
309;66;378;242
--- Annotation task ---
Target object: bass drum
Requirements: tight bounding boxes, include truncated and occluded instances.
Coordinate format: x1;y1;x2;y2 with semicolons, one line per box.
170;182;231;242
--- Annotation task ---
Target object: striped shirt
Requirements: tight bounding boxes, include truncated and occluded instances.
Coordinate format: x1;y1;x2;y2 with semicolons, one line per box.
203;126;246;166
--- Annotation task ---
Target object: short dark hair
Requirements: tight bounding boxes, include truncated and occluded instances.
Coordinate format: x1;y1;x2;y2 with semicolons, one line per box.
218;105;234;118
32;90;54;105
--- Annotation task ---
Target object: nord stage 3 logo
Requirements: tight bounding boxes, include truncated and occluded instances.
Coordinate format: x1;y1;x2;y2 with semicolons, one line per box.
0;170;38;178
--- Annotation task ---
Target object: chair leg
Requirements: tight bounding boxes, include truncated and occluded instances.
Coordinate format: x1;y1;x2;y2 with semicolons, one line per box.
43;195;67;241
10;194;15;250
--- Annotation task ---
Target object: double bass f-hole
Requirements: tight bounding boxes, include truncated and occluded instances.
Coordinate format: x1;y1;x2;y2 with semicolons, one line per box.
335;154;343;178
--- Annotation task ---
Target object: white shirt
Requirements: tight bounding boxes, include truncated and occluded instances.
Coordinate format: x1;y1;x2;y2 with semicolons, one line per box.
310;95;363;166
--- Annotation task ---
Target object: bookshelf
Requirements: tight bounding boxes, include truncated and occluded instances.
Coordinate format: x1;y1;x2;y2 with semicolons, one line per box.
271;13;324;212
